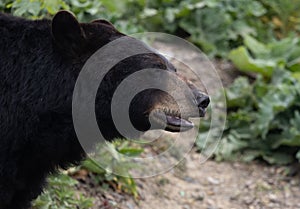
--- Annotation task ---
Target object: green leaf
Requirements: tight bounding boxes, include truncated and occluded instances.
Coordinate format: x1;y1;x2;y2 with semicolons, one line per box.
292;72;300;81
247;1;266;17
262;152;294;165
12;0;41;17
243;35;270;57
229;46;276;77
141;8;158;18
42;0;69;15
100;0;126;13
82;158;105;174
269;37;299;61
278;111;300;146
118;147;144;157
296;150;300;161
289;62;300;72
241;150;262;162
225;77;252;108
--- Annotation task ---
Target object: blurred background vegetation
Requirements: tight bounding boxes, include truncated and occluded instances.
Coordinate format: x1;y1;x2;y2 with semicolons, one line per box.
1;0;300;208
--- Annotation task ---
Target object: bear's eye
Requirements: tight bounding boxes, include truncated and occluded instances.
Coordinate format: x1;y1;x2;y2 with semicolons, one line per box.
169;65;177;72
165;62;176;72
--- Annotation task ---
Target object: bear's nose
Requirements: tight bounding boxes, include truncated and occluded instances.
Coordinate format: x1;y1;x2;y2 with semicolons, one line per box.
195;93;210;109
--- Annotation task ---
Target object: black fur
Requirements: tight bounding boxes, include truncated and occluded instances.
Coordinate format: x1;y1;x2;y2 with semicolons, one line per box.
0;11;208;209
0;11;171;209
0;12;128;209
0;12;84;209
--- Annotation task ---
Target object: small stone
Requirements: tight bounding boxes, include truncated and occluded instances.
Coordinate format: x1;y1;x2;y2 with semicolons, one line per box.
184;176;197;183
268;194;278;202
207;190;215;196
192;191;205;201
258;181;272;190
243;196;254;205
180;191;186;197
233;162;241;168
207;177;220;185
183;205;190;209
126;203;135;209
230;191;240;200
245;180;253;187
206;198;215;206
291;179;298;186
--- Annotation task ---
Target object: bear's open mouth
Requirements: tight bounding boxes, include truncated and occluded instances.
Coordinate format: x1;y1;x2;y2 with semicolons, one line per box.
149;108;206;132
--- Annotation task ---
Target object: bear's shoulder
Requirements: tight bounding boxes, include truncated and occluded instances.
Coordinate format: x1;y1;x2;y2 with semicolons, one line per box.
0;12;50;31
0;12;28;26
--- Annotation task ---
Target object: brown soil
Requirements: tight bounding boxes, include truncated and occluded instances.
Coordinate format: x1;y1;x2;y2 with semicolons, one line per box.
77;153;300;209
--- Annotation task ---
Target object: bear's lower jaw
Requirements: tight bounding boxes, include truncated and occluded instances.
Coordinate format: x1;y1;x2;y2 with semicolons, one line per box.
165;114;194;132
148;110;195;132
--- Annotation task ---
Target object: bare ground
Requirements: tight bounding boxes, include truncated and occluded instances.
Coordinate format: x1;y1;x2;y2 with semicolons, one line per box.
77;152;300;209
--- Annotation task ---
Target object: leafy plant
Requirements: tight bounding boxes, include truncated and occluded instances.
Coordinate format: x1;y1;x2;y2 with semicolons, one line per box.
80;140;143;198
202;24;300;165
32;174;94;209
4;0;69;18
259;0;300;38
198;71;300;164
229;35;300;78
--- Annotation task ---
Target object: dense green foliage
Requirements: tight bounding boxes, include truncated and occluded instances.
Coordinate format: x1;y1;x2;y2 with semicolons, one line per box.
229;35;300;78
198;35;300;164
1;0;300;56
198;71;300;164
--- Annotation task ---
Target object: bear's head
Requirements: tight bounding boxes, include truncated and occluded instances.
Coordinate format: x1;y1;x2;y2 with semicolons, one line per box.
51;11;210;140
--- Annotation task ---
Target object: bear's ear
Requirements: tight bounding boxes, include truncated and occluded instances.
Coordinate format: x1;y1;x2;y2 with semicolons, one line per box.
92;19;115;28
52;11;85;54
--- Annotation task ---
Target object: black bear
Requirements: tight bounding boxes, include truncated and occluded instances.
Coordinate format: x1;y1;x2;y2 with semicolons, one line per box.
0;11;209;209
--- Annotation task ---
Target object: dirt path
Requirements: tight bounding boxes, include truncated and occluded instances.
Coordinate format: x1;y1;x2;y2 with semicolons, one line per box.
119;154;300;209
78;42;300;209
78;151;300;209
